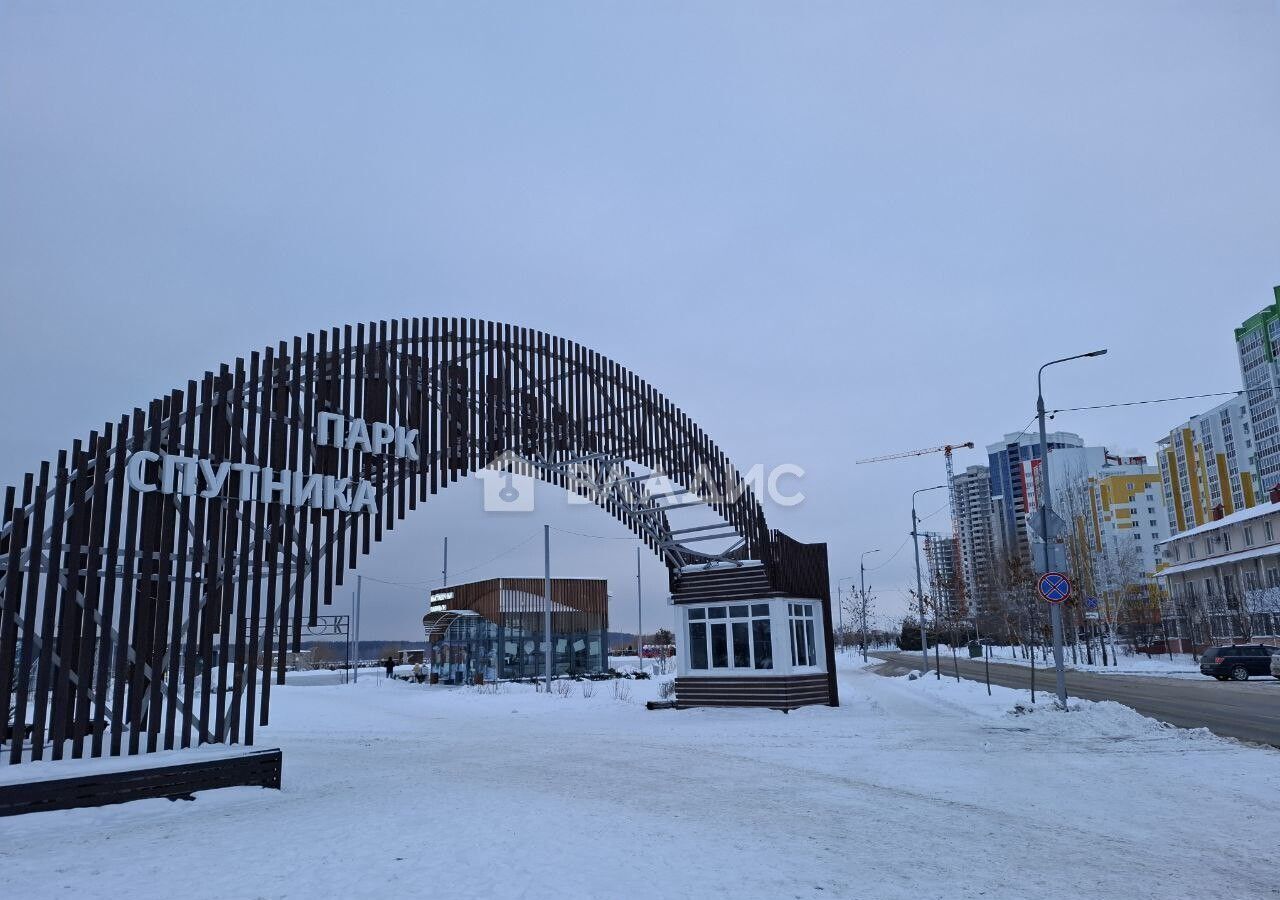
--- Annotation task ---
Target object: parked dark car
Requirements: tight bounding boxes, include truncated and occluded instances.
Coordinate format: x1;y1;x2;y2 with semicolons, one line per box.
1199;645;1278;681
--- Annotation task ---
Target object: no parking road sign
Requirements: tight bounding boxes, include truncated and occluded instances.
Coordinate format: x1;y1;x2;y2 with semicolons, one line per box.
1037;572;1072;604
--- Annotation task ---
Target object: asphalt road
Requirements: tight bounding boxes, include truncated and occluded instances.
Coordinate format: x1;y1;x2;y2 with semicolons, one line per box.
871;651;1280;748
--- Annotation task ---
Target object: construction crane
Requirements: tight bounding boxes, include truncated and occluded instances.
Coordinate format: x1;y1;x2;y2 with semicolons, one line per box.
856;441;975;618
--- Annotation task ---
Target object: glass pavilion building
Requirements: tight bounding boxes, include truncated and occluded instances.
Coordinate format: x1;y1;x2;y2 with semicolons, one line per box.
422;577;608;684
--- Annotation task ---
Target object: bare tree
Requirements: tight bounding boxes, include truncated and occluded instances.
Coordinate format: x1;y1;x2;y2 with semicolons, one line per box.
841;587;878;662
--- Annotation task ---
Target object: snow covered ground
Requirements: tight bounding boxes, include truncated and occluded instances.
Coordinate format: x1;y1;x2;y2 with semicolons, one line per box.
937;644;1205;678
3;653;1277;899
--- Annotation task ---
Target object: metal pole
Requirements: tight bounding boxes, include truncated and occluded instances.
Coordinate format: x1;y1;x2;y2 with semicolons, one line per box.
859;549;881;663
354;576;362;684
912;508;927;674
1034;386;1064;711
544;524;552;693
636;546;644;676
859;552;879;664
911;487;944;674
1037;351;1105;708
442;536;448;587
861;601;869;663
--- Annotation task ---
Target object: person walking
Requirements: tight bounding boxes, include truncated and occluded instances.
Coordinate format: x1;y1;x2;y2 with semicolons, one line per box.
385;656;395;679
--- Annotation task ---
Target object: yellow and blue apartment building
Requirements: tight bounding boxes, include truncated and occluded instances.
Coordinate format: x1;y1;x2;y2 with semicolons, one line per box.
1156;397;1258;535
1086;467;1169;576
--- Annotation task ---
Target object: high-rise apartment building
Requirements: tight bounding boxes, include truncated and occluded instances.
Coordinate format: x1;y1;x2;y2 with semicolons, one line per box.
1156;397;1258;535
1235;287;1280;492
951;465;996;612
986;430;1085;564
1084;461;1169;580
922;533;960;619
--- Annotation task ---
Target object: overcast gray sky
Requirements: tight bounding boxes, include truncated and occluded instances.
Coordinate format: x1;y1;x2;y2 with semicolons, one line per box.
2;2;1278;638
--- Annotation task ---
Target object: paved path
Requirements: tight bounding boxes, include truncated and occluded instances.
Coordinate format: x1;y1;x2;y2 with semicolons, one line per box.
871;651;1280;747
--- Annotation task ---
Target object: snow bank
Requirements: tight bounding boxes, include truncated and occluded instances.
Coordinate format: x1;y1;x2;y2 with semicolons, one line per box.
950;644;1203;678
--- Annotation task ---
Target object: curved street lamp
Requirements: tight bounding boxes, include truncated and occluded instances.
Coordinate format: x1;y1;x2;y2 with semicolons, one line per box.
1037;349;1107;708
858;549;882;662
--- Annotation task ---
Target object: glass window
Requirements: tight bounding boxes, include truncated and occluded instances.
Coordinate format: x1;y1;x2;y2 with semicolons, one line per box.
689;622;708;669
788;602;818;668
710;622;728;667
732;621;751;667
752;618;773;669
1267;521;1275;542
690;603;776;671
1245;527;1254;546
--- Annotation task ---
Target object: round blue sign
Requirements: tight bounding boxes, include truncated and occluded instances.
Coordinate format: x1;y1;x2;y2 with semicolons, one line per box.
1037;572;1072;604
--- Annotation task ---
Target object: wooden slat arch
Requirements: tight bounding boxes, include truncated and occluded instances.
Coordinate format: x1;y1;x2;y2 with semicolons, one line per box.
0;318;828;765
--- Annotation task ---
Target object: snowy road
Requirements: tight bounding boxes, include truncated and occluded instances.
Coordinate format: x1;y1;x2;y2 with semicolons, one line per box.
873;650;1280;747
3;659;1278;899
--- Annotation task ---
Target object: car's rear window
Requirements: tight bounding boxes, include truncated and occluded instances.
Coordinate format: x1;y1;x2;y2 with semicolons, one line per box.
1201;649;1222;662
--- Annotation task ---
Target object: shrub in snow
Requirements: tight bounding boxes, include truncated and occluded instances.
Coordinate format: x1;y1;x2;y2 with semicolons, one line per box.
612;680;632;702
580;682;597;699
554;678;576;698
657;680;676;700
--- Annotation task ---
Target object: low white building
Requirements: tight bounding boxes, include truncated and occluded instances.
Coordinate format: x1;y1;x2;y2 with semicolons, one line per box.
1155;495;1280;652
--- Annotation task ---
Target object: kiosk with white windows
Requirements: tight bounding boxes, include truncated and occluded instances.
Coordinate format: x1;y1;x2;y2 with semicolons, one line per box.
669;560;833;709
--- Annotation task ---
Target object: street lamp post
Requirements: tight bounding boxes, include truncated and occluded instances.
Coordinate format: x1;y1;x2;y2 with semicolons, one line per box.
859;549;881;663
1037;349;1107;709
912;485;947;675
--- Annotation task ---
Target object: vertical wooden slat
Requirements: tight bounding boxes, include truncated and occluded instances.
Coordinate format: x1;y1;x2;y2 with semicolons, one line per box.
260;346;281;722
244;351;266;743
0;485;24;753
109;416;144;757
227;357;255;744
11;463;51;764
51;440;90;760
71;427;112;757
275;343;293;686
125;403;162;757
162;385;197;750
322;328;339;603
308;331;323;622
182;375;213;748
144;396;181;754
289;336;306;655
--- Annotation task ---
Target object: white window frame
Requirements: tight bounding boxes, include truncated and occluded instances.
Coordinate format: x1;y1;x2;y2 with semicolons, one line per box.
676;599;827;677
788;602;821;670
683;602;775;673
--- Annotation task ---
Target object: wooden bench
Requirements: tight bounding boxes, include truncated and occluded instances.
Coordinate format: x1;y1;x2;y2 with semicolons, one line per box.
0;748;282;817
